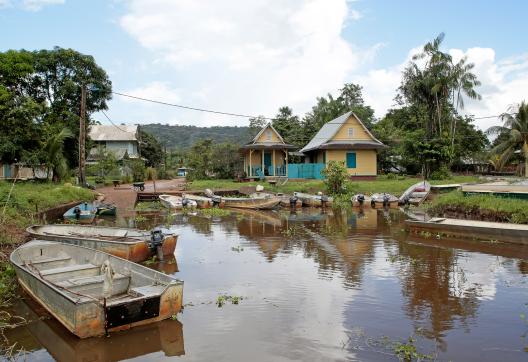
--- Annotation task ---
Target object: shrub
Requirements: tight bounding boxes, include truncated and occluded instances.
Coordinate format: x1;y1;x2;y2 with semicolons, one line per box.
321;161;349;195
386;173;397;180
430;165;451;180
146;167;157;181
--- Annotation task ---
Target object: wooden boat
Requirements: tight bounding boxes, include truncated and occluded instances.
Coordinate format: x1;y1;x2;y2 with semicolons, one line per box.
63;203;96;224
351;194;371;207
278;194;302;209
399;181;431;205
370;193;399;208
159;194;197;209
406;217;528;245
204;189;280;210
10;240;184;338
26;224;177;262
182;193;214;208
96;203;117;216
293;192;333;207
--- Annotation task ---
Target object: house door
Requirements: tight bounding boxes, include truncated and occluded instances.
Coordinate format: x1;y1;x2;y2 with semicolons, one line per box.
3;164;11;178
264;152;272;175
346;152;357;168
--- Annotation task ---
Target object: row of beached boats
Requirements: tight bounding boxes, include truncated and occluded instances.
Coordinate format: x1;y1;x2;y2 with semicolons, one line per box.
10;224;184;339
157;181;431;211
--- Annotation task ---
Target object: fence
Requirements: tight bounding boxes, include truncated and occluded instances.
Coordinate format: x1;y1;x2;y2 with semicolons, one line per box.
287;163;325;179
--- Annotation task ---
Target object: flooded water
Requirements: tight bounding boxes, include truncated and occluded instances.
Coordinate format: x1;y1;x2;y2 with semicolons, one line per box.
3;207;528;361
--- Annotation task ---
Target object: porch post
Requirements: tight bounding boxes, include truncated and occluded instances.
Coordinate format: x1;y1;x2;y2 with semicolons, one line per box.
249;149;253;177
261;150;264;176
272;149;276;176
285;150;288;177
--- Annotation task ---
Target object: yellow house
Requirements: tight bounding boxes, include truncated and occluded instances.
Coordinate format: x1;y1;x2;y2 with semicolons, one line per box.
239;124;296;178
299;111;385;178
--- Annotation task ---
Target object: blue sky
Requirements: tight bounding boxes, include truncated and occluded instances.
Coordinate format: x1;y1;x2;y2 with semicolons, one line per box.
1;0;527;130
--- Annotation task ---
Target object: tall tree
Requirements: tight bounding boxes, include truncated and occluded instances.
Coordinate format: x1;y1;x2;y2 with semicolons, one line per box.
272;106;302;146
139;129;163;167
487;101;528;177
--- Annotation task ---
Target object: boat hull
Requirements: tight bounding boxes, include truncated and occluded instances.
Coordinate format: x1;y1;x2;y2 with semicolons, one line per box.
293;192;333;207
64;203;97;224
11;241;183;338
183;194;214;208
220;197;281;210
26;225;177;262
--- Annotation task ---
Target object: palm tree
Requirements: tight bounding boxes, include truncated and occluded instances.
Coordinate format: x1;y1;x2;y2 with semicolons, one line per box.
487;101;528;177
43;127;73;181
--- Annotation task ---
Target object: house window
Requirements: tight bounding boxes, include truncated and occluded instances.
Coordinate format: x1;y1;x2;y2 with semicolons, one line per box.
348;127;354;137
266;130;272;141
346;152;356;168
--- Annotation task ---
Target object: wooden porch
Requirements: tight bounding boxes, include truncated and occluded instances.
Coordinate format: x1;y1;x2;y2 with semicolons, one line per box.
243;149;289;178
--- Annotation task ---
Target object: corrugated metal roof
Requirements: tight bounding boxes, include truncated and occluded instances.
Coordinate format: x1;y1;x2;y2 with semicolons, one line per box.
89;125;138;141
299;111;383;153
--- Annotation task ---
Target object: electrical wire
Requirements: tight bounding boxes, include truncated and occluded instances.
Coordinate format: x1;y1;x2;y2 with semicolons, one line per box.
100;110;130;133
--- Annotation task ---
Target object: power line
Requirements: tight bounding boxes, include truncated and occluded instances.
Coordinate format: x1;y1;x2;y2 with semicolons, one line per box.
112;90;515;123
112;91;275;121
100;110;129;133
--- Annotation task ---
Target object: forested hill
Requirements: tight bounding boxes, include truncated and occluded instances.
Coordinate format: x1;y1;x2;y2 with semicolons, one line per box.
140;124;251;149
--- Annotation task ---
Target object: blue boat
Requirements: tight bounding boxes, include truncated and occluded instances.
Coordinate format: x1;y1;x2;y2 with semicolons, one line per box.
63;202;97;224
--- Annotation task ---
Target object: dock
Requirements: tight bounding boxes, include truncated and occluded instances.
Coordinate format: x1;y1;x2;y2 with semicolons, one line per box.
406;217;528;245
461;184;528;200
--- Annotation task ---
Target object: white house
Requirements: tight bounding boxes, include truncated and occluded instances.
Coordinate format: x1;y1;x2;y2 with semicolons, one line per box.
88;125;140;163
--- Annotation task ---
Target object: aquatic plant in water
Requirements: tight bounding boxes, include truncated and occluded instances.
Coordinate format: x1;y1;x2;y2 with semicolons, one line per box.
216;294;244;307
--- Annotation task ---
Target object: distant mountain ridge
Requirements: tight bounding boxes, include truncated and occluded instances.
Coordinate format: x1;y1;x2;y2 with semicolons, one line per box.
140;123;251;149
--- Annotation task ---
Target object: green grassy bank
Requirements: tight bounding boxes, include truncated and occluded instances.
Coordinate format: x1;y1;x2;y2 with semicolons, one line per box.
189;175;479;196
0;181;95;305
427;191;528;224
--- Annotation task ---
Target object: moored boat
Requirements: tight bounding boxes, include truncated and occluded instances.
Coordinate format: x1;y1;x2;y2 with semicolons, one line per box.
205;189;280;210
351;194;371;207
10;240;184;338
26;224;177;262
63;202;96;224
159;195;197;209
95;203;117;216
399;181;431;205
370;193;399;208
182;193;214;208
293;192;333;207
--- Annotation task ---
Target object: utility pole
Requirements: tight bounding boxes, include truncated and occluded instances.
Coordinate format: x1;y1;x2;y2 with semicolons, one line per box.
79;84;87;186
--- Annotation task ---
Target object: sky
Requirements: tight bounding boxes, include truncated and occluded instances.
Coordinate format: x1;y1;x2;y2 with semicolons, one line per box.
1;0;527;130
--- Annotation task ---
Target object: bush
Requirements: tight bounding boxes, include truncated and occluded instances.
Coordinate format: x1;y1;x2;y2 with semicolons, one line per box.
386;173;397;180
430;165;451;180
146;167;157;181
321;161;349;195
121;175;133;184
94;176;105;184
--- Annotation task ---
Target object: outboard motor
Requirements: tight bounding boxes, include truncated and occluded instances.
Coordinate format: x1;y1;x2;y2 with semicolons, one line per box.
182;197;189;208
212;195;222;207
382;193;390;207
289;195;299;208
149;227;165;261
321;195;329;208
73;206;81;220
357;194;365;205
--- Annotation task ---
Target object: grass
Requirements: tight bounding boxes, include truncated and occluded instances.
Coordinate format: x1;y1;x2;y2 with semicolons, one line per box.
190;175;479;196
427;191;528;223
0;180;95;305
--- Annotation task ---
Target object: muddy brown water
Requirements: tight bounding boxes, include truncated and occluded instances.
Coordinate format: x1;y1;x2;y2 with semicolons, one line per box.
2;207;528;361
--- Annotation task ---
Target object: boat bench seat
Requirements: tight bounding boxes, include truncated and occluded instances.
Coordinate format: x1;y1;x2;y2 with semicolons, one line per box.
130;284;166;297
41;263;100;282
55;273;129;288
31;256;72;265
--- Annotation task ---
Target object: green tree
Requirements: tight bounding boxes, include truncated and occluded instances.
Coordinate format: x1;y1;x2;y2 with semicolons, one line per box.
247;116;267;141
42;126;73;181
186;139;214;180
139;129;163;167
272;106;302;146
321;160;348;195
211;143;242;179
487;101;528;177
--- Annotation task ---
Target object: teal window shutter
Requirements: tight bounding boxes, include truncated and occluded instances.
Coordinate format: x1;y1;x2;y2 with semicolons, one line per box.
346;152;356;168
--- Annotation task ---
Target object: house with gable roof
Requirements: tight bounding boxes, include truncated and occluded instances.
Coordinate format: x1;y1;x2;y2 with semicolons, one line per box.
299;111;385;178
239;123;297;178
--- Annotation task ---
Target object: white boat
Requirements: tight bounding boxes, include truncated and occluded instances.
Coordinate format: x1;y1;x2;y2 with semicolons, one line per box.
159;195;197;209
370;193;399;208
399;181;431;205
293;192;333;207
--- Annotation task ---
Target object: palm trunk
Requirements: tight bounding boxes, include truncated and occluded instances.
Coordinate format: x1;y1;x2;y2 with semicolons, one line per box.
524;142;528;178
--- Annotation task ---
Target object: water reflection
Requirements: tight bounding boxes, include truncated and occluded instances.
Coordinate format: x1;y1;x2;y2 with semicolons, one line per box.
4;207;527;361
3;297;185;361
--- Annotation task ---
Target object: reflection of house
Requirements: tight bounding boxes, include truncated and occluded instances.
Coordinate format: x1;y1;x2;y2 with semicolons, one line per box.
239;124;296;178
299;111;385;178
88;125;140;163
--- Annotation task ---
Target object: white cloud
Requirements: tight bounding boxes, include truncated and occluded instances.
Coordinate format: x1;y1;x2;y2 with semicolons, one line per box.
118;0;371;126
0;0;65;11
356;46;528;131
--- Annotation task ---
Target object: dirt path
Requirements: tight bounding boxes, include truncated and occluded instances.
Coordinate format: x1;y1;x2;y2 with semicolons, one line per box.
97;178;187;217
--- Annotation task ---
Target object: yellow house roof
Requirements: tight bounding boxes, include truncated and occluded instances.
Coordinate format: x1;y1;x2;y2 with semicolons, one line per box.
240;123;297;151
